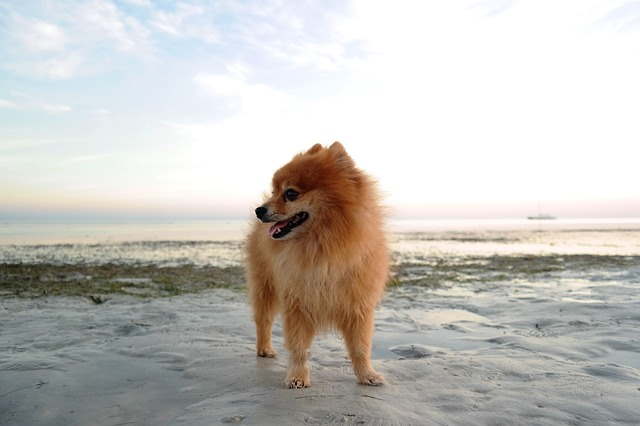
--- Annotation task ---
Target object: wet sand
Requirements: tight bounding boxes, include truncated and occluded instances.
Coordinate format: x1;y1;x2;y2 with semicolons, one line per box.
1;226;640;425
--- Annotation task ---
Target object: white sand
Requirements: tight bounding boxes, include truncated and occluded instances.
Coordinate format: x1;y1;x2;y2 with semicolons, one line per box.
2;275;639;425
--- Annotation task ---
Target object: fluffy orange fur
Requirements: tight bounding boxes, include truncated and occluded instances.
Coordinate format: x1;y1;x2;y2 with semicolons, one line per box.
245;142;389;388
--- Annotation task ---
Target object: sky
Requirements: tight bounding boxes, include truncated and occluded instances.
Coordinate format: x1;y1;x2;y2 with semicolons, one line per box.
1;0;640;220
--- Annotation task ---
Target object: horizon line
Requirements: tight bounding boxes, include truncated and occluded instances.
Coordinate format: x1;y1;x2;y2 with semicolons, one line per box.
3;215;640;224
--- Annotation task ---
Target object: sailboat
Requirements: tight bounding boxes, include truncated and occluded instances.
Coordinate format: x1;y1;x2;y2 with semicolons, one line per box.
527;201;556;220
527;213;556;220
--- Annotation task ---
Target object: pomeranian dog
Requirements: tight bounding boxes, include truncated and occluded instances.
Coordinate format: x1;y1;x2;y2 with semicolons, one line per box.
245;142;389;388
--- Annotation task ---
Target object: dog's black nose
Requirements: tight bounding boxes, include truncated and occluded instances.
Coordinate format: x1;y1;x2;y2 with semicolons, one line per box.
255;206;267;220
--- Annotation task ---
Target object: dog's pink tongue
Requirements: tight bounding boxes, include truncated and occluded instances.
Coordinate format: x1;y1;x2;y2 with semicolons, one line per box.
268;220;287;237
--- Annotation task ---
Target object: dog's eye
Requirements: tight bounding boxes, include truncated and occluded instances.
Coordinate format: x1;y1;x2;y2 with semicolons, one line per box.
284;188;299;202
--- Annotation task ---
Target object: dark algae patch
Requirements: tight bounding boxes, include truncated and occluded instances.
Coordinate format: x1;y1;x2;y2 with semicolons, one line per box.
2;254;638;298
390;254;640;287
0;263;245;298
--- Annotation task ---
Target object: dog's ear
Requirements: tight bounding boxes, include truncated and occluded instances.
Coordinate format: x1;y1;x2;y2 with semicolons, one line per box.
329;141;346;155
306;143;323;154
329;141;354;168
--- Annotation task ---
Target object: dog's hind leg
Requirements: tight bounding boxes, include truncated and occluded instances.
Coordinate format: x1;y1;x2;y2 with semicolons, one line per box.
250;278;278;358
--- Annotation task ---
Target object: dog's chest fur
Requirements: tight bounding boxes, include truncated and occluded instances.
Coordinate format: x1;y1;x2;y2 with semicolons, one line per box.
269;247;350;323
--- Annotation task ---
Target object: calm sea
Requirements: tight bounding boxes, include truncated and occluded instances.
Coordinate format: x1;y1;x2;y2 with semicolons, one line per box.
1;218;640;245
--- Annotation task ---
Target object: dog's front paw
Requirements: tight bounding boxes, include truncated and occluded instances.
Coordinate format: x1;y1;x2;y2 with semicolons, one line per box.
357;370;385;386
285;366;310;389
285;377;310;389
257;346;277;358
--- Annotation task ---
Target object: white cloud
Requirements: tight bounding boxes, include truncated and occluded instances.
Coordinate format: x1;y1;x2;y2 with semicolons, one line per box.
40;54;84;79
1;0;153;80
258;39;347;71
39;103;72;113
597;1;640;31
76;0;152;52
151;3;218;43
194;70;288;113
2;0;350;82
7;52;84;80
65;154;109;164
0;138;63;151
120;0;152;7
12;17;66;52
469;0;516;16
0;96;72;113
227;2;355;71
0;99;20;109
151;3;202;35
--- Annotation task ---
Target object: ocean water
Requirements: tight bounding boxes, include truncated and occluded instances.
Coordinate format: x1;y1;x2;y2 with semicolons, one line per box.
0;219;251;245
2;217;640;245
1;218;639;266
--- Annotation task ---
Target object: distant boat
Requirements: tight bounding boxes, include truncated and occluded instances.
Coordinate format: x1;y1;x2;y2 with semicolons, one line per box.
527;214;556;220
528;201;556;220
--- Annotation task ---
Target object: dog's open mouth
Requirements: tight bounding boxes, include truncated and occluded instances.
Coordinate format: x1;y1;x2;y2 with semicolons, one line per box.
268;212;309;239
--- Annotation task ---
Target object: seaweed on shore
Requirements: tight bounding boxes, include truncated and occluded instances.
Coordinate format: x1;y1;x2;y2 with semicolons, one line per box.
390;254;640;288
1;254;638;298
0;263;245;298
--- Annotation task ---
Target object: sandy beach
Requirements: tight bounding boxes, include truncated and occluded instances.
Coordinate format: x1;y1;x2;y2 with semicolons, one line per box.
1;221;640;425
